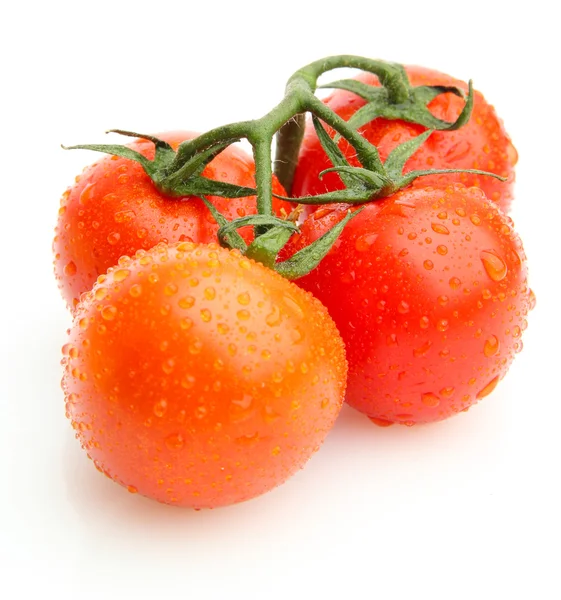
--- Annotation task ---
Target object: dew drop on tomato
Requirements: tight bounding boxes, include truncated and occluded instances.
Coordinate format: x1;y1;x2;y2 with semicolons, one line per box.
165;433;185;451
476;375;500;399
421;392;440;407
480;250;508;282
64;261;77;276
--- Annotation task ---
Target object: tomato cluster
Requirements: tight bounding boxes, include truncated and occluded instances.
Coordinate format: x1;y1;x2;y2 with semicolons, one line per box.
54;58;534;509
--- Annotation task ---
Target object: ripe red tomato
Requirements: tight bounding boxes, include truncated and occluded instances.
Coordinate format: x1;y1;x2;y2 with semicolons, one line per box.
62;242;347;508
285;184;534;425
53;131;290;310
293;66;517;213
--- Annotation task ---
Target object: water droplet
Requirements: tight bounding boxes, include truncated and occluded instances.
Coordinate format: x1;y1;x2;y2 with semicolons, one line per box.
439;386;455;397
114;210;136;223
127;485;138;494
113;269;130;282
180;317;193;330
437;245;448;256
107;232;120;245
413;341;432;357
237;292;251;306
449;277;461;290
528;289;537;311
63;260;78;278
480;250;507;282
217;322;229;335
165;433;184;450
153;400;168;417
204;287;216;300
188;339;203;354
386;333;398;346
395;413;414;423
470;214;481;226
431;223;450;235
101;305;117;321
164;283;178;296
419;316;430;329
271;446;281;456
162;358;175;374
200;308;212;322
181;374;196;389
178;296;195;309
237;309;250;321
476;375;499;399
67;392;78;404
424;260;434;270
421;392;440;407
437;319;449;332
194;406;207;419
78;317;89;330
355;233;378;252
484;335;500;357
266;305;282;327
397;301;410;314
290;326;305;345
129;284;142;298
369;417;394;427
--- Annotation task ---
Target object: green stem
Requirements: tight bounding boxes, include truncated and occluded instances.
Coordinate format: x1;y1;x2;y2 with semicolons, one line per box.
290;55;410;104
252;139;274;218
305;96;384;173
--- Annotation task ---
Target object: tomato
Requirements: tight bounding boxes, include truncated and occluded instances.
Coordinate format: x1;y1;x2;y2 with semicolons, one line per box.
61;241;347;508
53;131;290;310
285;184;534;425
293;66;517;213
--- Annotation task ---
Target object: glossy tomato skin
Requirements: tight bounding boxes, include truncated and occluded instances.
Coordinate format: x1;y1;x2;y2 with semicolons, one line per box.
293;66;517;213
54;131;290;310
62;242;347;508
286;185;533;425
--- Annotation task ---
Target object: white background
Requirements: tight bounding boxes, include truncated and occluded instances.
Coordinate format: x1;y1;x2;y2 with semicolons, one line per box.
1;2;559;599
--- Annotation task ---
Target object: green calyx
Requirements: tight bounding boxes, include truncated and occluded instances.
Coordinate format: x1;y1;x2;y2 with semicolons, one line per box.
63;129;257;200
63;55;501;280
283;117;505;206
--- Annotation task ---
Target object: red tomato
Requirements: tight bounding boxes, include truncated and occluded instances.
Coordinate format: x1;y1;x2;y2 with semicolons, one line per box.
62;242;347;508
53;131;290;310
293;66;517;213
285;184;534;425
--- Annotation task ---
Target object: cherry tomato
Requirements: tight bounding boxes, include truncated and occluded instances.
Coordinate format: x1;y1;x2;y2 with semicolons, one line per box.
293;66;517;213
53;131;290;310
62;242;347;508
285;184;534;425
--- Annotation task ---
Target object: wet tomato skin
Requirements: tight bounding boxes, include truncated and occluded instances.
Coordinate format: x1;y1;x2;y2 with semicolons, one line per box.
285;184;533;425
62;242;347;508
293;66;517;213
54;131;290;310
